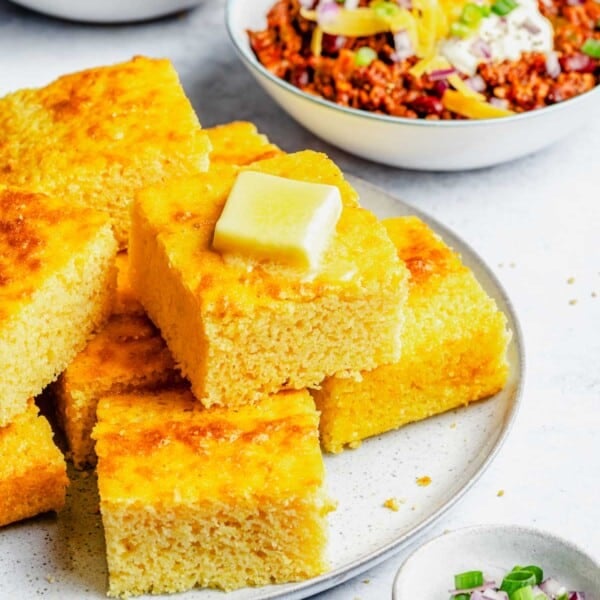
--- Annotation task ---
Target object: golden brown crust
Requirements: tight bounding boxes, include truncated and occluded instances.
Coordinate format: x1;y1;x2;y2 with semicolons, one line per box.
0;56;211;247
0;402;68;527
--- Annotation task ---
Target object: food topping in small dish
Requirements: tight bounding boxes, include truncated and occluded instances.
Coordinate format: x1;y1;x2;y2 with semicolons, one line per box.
248;0;600;119
450;565;588;600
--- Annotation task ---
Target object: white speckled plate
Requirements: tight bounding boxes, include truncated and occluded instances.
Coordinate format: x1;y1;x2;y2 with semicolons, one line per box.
0;177;523;599
393;525;600;600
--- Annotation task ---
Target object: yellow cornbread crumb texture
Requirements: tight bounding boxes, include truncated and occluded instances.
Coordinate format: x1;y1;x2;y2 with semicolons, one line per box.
206;121;282;165
313;216;510;453
0;401;68;527
0;186;117;427
130;151;408;408
93;388;331;597
0;56;211;247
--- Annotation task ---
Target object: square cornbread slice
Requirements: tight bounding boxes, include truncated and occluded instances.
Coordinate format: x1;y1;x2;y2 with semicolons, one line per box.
93;388;331;597
206;121;282;165
0;186;117;427
0;400;68;527
313;216;511;453
129;151;407;408
53;313;181;469
0;56;211;247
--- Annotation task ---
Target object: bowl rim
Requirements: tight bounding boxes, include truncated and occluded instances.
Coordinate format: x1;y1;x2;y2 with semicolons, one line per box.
392;523;600;600
225;0;600;128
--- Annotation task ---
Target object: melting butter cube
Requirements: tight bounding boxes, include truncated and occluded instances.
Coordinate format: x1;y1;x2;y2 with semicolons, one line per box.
213;171;342;270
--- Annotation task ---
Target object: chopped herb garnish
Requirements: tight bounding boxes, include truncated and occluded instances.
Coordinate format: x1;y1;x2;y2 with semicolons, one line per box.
581;38;600;59
491;0;518;16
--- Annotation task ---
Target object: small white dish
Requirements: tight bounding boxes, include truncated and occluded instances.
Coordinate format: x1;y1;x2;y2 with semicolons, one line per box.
393;524;600;600
226;0;600;171
9;0;204;23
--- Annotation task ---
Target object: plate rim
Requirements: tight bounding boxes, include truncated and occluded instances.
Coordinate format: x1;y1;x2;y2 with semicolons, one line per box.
241;175;526;600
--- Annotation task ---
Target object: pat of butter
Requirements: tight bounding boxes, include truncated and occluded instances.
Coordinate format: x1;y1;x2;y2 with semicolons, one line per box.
213;171;342;271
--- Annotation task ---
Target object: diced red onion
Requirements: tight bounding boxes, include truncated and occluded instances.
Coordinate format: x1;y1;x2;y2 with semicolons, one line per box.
521;18;542;34
466;74;486;92
566;0;584;5
471;592;487;600
540;578;568;596
489;97;509;109
344;0;360;8
316;1;341;25
471;38;492;59
545;51;561;78
397;0;413;8
568;593;587;600
433;79;450;96
393;30;415;61
299;0;315;8
429;67;457;80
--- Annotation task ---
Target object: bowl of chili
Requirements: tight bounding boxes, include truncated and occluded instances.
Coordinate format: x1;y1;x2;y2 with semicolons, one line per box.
225;0;600;170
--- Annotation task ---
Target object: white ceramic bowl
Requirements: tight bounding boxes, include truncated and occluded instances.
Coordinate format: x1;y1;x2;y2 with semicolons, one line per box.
9;0;204;23
393;525;600;600
226;0;600;171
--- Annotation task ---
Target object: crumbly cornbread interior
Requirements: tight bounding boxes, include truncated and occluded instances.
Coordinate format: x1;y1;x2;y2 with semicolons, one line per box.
0;400;68;527
0;56;211;247
314;216;511;452
93;388;331;597
0;186;117;427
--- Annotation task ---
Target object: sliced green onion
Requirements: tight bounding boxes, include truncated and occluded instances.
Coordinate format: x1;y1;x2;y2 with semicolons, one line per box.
454;570;484;589
354;46;378;66
520;565;543;585
500;570;537;594
581;38;600;59
450;21;472;38
534;594;549;600
452;594;470;600
491;0;518;16
460;3;485;26
480;5;492;16
371;0;402;19
511;586;535;600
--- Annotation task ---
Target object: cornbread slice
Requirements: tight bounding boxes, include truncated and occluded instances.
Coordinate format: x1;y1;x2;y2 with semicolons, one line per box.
313;216;511;453
0;400;68;527
206;121;281;165
93;388;331;597
53;314;181;469
129;151;407;408
0;186;117;427
0;56;211;247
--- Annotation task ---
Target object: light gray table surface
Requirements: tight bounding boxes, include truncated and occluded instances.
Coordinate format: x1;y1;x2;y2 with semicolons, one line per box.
0;1;598;599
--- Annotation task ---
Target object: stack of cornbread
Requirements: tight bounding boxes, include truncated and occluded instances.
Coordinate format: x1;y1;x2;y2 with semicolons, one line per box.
0;57;510;599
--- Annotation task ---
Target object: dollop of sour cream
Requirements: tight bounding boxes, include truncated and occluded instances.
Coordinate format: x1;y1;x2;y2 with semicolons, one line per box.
441;0;554;75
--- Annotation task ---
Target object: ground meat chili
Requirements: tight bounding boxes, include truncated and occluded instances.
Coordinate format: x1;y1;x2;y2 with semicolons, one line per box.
248;0;600;119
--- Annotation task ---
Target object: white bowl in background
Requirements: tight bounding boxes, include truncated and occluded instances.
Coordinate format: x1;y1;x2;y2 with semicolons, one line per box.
9;0;204;23
393;524;600;600
226;0;600;171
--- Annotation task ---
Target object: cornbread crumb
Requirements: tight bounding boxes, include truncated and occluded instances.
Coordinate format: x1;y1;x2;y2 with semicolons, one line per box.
497;489;505;497
0;56;211;247
0;401;68;527
0;186;117;426
93;388;331;597
450;422;457;429
314;216;510;453
130;151;407;408
416;476;432;487
383;498;400;511
567;277;576;284
569;299;578;305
